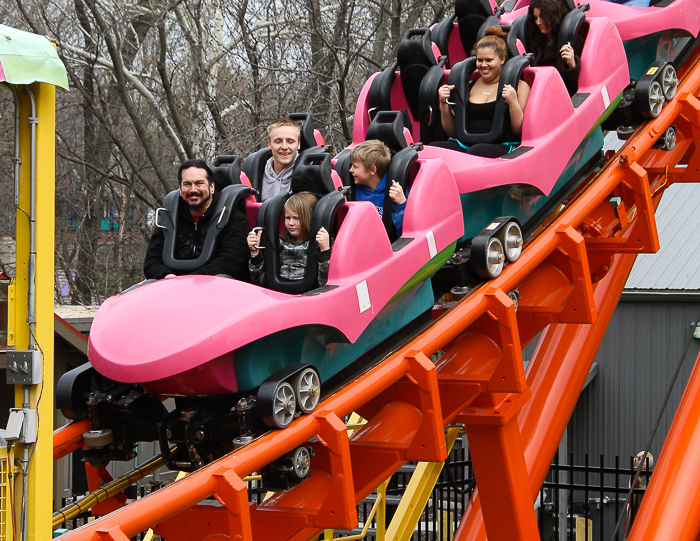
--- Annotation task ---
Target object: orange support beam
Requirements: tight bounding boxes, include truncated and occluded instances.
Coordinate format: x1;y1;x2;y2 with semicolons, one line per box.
53;419;88;461
627;350;700;540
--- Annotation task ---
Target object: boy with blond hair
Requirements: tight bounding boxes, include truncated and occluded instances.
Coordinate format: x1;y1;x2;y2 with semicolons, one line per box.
349;139;408;236
261;118;301;201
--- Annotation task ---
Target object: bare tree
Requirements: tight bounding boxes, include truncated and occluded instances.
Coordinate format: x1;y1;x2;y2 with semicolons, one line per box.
2;0;452;302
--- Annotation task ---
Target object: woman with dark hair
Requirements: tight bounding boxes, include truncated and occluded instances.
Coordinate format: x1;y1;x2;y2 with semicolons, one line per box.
435;27;530;158
526;0;582;95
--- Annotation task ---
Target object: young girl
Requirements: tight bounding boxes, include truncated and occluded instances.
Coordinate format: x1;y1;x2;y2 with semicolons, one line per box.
247;191;331;286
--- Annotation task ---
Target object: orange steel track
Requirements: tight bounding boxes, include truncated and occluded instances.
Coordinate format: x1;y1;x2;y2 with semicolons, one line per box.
54;47;700;541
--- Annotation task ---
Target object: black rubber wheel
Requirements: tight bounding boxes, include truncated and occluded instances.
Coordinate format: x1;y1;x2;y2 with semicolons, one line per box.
616;125;638;140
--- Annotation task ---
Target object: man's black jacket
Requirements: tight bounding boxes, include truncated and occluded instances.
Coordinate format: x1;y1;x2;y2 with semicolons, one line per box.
144;191;250;280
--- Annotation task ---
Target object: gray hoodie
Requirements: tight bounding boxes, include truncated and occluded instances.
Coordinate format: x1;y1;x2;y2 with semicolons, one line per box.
260;154;298;201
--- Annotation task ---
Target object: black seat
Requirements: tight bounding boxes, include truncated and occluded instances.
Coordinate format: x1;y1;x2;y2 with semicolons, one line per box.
336;111;412;193
477;23;521;59
210;155;242;192
448;55;529;146
333;148;353;188
158;159;254;272
368;28;439;134
432;0;495;68
418;65;449;145
256;152;345;294
242;112;326;200
365;110;410;154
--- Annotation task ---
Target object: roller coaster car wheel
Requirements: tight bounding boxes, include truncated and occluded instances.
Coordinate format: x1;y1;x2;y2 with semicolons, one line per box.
83;428;114;448
643;81;665;118
259;380;297;429
291;366;321;414
484;237;505;278
654;125;677;151
497;221;523;263
660;64;678;101
616;125;637;140
290;446;311;478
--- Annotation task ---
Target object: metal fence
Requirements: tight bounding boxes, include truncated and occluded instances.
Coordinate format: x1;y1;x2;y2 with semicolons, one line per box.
345;447;650;541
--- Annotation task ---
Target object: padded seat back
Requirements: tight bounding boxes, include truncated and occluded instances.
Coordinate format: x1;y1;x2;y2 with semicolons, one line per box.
256;152;344;293
210;155;242;192
475;22;521;59
432;0;495;67
418;65;449;144
448;55;529;145
396;29;439;120
456;0;496;57
365;111;410;154
368;29;439;134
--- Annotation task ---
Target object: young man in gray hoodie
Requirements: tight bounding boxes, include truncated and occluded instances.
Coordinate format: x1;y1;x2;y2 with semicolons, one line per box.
260;118;301;201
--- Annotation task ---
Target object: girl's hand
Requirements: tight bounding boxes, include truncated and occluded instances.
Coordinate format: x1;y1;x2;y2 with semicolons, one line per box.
560;43;575;69
438;84;455;106
389;180;406;205
247;230;261;255
502;83;518;106
316;227;330;251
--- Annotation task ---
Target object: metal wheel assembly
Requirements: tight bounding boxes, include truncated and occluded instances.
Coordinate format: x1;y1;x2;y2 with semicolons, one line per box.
271;381;296;428
484;237;505;278
497;221;523;263
662;125;676;151
646;81;665;118
290;446;311;478
653;125;677;151
660;64;678;101
83;428;114;448
292;367;321;414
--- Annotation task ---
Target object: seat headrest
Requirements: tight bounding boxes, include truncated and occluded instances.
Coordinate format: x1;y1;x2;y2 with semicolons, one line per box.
290;152;336;197
455;0;495;55
288;112;318;150
455;0;494;19
210;155;242;192
365;111;409;154
397;28;436;70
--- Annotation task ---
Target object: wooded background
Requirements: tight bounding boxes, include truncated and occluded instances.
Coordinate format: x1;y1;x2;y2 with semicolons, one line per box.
0;0;451;303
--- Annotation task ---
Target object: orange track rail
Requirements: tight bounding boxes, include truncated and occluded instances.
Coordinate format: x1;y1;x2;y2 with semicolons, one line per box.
56;47;700;541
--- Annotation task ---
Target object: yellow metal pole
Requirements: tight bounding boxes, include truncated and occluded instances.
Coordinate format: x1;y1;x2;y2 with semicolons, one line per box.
12;81;55;541
385;427;462;541
375;479;388;541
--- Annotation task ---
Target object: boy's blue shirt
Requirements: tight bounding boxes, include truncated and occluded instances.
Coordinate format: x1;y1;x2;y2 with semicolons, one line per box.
355;174;408;236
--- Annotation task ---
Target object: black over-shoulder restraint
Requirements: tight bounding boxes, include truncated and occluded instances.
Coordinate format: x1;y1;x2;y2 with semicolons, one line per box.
256;152;345;294
157;156;254;272
448;54;529;146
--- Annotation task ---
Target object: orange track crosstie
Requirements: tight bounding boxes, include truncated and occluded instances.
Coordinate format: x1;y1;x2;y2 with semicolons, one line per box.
55;48;700;541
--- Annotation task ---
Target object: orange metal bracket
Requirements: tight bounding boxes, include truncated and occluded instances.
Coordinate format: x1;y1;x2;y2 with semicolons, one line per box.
53;419;88;461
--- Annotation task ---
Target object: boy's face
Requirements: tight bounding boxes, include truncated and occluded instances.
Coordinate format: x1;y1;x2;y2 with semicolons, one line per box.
268;126;300;172
349;159;376;186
